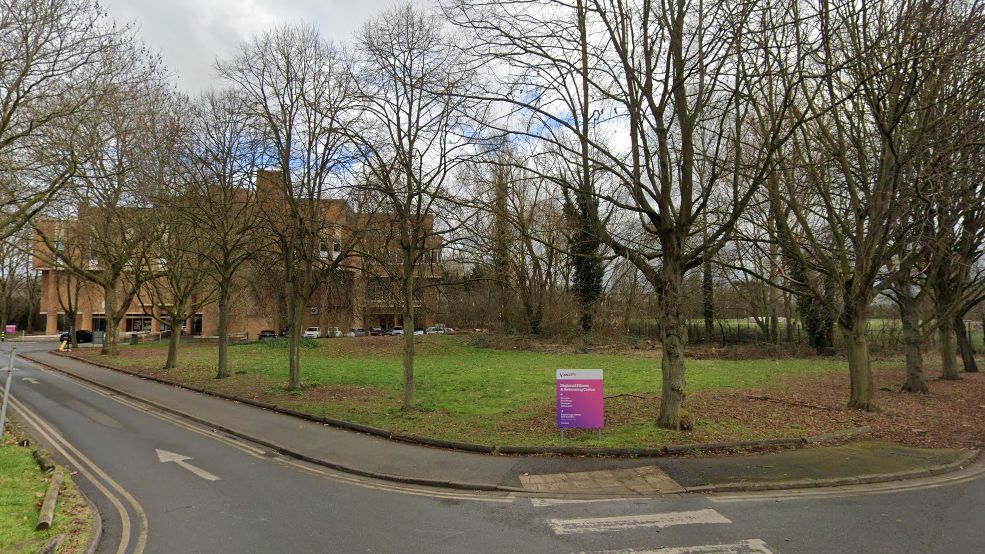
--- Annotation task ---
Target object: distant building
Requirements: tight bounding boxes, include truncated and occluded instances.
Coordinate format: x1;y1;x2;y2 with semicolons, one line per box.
33;170;443;337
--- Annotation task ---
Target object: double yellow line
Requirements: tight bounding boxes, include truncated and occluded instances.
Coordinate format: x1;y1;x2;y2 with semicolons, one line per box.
9;395;149;554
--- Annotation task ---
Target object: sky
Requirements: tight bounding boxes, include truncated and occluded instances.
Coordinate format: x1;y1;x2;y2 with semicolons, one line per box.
101;0;425;94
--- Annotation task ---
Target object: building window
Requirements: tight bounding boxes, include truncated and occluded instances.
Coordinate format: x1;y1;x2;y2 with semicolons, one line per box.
57;313;72;331
319;240;329;259
125;315;152;333
333;239;341;253
92;315;106;332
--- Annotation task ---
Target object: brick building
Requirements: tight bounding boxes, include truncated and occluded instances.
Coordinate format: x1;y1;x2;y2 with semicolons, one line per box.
33;170;443;338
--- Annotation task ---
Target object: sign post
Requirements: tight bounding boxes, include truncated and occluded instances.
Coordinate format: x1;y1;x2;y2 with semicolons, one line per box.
0;348;17;445
556;369;604;440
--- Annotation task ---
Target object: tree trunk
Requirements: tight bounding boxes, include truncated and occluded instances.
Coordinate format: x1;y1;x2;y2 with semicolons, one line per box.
68;318;77;349
657;262;688;430
900;306;927;393
215;284;231;379
939;316;960;380
702;259;714;340
287;292;304;390
164;321;180;369
843;321;878;411
102;281;119;356
402;256;416;411
954;315;979;373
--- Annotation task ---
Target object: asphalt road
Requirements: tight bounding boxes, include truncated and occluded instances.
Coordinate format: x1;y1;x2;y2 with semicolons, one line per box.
2;342;983;554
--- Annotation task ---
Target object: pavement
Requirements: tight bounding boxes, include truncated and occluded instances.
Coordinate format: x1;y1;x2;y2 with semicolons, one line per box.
18;347;978;497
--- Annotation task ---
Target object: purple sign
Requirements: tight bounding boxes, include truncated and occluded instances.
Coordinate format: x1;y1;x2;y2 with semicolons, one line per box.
556;369;604;429
4;325;14;334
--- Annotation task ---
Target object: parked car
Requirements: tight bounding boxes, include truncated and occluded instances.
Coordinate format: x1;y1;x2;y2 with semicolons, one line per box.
258;329;277;341
303;326;321;338
354;328;367;337
444;327;456;335
324;326;342;338
425;326;444;335
369;327;383;336
413;328;424;336
391;326;404;336
59;330;93;343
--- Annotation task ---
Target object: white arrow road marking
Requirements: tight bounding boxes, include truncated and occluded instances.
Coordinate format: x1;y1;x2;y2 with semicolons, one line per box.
577;538;774;554
550;509;730;535
21;377;39;384
156;449;220;481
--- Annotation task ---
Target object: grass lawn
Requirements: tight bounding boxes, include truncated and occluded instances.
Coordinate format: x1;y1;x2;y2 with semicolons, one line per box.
1;424;94;554
77;335;893;448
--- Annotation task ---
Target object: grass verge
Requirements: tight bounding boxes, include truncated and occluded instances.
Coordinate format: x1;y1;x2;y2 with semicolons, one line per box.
72;335;896;448
0;421;94;554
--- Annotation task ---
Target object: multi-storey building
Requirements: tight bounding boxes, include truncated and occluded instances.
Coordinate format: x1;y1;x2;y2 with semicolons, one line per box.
33;170;443;338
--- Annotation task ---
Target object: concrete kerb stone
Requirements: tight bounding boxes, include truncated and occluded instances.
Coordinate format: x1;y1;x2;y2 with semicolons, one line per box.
685;449;981;493
804;426;872;444
52;352;877;460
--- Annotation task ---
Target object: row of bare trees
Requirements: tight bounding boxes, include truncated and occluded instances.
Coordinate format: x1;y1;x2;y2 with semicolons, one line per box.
443;0;985;429
15;2;476;411
5;0;985;429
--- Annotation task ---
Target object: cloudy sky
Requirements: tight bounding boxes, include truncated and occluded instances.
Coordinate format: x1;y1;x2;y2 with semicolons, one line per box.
101;0;426;94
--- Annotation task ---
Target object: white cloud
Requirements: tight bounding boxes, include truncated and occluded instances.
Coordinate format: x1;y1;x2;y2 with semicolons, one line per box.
102;0;431;94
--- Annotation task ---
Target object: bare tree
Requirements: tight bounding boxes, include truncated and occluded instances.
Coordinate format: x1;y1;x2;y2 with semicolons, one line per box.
177;90;264;378
137;194;214;369
0;229;30;332
34;46;177;355
353;4;482;409
447;0;813;428
218;25;358;390
770;0;983;409
0;0;126;239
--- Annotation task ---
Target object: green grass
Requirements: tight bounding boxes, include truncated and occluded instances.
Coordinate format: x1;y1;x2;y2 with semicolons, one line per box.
83;335;881;448
0;432;93;553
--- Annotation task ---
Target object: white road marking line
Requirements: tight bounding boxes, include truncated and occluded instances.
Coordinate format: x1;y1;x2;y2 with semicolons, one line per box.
531;497;634;507
156;448;221;481
549;509;731;535
578;538;773;554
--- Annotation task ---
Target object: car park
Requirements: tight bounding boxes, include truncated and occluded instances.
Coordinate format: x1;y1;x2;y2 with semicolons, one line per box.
324;327;342;338
303;327;321;338
413;328;424;336
354;328;367;337
59;330;93;343
258;329;277;341
391;326;404;336
369;327;383;336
